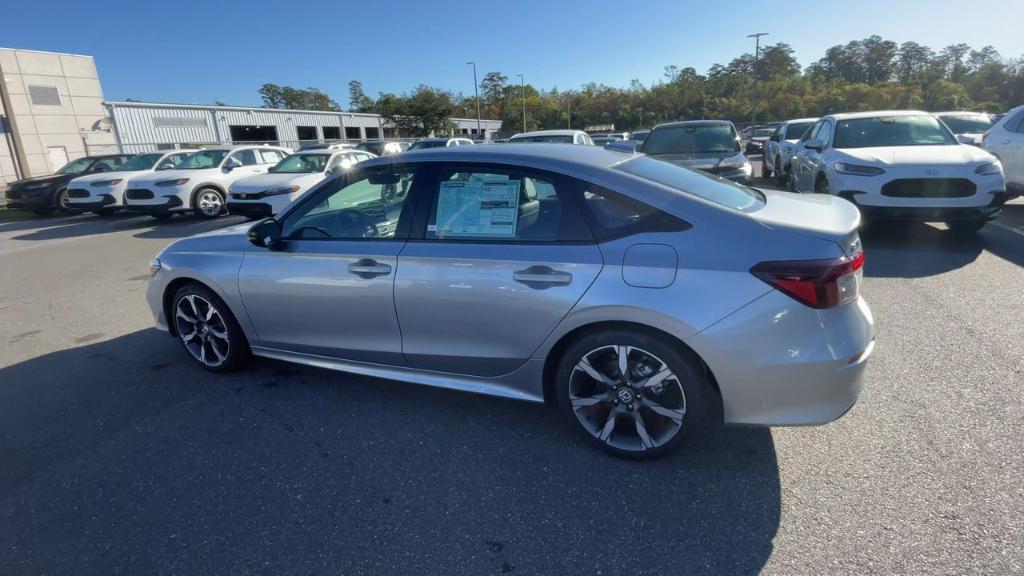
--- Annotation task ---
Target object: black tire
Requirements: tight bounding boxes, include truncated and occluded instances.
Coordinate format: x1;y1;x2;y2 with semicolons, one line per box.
775;159;788;187
193;187;225;219
171;283;250;372
947;219;987;234
55;188;73;214
787;168;798;192
554;329;715;460
762;155;772;178
151;213;173;221
814;174;830;194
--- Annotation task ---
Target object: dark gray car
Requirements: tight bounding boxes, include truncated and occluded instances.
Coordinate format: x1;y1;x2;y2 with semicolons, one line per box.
640;121;752;184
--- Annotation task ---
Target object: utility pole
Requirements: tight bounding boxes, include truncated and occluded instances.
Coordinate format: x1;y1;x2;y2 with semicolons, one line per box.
516;74;526;132
466;61;481;138
747;32;769;135
566;93;572;130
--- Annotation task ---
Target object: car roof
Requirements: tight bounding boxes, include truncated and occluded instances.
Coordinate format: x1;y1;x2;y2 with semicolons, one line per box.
935;111;989;117
511;129;584;137
783;117;819;124
826;110;932;121
364;143;631;173
652;120;734;129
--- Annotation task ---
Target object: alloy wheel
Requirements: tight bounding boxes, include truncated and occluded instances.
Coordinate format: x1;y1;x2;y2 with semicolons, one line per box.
569;345;686;453
174;293;230;368
197;190;223;217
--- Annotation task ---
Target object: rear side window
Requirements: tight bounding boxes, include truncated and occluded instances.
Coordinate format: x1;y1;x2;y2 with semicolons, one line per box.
259;149;285;164
425;168;589;242
232;150;258;166
579;185;689;241
616;155;764;212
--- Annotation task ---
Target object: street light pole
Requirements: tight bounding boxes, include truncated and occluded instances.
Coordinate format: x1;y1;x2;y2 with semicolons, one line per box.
466;61;481;138
516;74;526;132
566;93;571;130
747;32;769;135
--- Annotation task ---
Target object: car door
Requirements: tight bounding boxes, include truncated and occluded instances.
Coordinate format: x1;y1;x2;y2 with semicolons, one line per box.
395;164;603;377
237;165;422;363
224;149;265;182
997;111;1024;188
793;121;824;191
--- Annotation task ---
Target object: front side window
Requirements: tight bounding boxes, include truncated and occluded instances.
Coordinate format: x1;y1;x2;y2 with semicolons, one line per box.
229;150;259;166
272;154;330;174
178;150;228;169
282;169;415;240
641;124;740;154
816;122;833;148
616;155;764;213
159;153;192;169
117;154;164;171
833;115;957;148
426;169;573;242
785;122;814;140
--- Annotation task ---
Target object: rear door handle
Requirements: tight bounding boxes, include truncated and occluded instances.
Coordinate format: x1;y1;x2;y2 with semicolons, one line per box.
514;266;572;285
349;259;391;277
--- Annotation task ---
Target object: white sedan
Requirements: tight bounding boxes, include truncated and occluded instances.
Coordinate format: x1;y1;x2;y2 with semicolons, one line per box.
67;150;195;215
982;104;1024;197
789;111;1009;233
227;149;376;219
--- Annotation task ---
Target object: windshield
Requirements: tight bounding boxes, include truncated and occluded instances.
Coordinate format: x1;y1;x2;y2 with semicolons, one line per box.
940;114;993;134
752;129;774;138
271;154;331;173
177;150;228;169
56;158;95;175
118;153;164;171
834;115;957;148
356;142;385;154
409;140;448;150
510;134;573;143
784;122;815;140
617;155;764;212
642;124;740;155
631;131;649;141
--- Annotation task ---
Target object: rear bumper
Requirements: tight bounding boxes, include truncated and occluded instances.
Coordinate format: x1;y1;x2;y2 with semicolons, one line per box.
841;191;1015;221
686;291;874;427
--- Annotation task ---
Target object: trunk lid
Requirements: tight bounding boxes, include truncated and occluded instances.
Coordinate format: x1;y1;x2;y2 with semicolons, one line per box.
748;188;862;256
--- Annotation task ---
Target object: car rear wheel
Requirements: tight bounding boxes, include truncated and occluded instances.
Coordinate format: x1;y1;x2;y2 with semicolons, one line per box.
171;283;249;372
193;188;225;219
947;219;987;234
555;330;714;459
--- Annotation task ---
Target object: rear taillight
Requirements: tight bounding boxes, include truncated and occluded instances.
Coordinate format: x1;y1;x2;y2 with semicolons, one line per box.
751;252;864;309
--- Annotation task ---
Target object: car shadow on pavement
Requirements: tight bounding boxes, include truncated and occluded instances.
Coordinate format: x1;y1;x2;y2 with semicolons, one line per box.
131;215;249;240
5;213;248;242
0;329;780;575
860;220;1024;277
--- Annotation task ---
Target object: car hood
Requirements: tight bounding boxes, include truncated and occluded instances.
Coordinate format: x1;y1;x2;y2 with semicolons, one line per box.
8;174;69;187
130;168;218;186
70;170;149;185
162;221;254;254
646;151;738;170
231;172;324;193
837;145;994;167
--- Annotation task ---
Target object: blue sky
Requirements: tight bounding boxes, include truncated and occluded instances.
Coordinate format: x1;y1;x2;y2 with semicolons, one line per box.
4;0;1021;107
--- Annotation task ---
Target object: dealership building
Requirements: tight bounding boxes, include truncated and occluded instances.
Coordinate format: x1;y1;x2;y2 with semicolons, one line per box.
1;46;501;190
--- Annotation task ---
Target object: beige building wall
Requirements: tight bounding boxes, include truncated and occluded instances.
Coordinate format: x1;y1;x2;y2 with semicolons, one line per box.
0;48;116;190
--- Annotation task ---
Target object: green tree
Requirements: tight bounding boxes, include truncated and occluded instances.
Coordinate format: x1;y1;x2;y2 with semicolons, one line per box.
378;85;456;137
258;84;341;111
348;80;373;112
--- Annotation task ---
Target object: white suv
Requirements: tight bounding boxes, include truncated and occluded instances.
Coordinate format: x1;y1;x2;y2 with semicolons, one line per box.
227;149;376;219
124;145;290;219
982;104;1024;197
762;118;817;185
789;111;1008;233
66;150;195;215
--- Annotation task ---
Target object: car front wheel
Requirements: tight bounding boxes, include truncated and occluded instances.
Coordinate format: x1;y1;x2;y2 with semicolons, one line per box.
555;330;714;459
172;283;249;372
56;188;73;214
193;188;225;219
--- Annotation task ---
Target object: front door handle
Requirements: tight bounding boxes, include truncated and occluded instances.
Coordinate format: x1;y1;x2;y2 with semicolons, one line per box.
514;266;572;285
349;259;391;277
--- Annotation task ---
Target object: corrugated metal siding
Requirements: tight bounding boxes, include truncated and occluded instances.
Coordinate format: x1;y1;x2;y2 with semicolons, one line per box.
111;105;217;145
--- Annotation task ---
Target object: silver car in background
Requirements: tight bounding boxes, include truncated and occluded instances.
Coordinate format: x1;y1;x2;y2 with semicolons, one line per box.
145;145;874;459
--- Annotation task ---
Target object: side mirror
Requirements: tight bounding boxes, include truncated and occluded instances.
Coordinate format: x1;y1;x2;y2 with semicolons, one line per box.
956;134;975;145
804;139;824;151
247;218;284;250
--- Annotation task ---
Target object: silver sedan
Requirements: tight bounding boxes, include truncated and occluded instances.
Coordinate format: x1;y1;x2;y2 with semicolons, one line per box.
145;144;874;459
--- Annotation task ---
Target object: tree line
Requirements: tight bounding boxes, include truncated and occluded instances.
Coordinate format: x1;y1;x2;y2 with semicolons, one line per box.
257;36;1024;136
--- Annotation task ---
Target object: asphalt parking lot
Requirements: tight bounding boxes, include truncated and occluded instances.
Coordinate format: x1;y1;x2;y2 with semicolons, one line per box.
1;163;1023;575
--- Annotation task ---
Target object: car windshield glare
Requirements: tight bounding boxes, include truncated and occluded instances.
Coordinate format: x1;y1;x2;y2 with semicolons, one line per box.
510;135;574;143
272;154;330;173
57;158;95;175
940;114;993;134
833;115;957;148
785;122;815;140
118;153;164;171
177;150;228;169
642;124;740;154
617;155;764;212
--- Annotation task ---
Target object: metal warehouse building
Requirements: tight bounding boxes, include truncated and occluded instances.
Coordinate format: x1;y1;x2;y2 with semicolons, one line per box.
99;101;503;155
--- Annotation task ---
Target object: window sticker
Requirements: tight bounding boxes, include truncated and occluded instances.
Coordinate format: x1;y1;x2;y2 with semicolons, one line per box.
435;179;520;237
